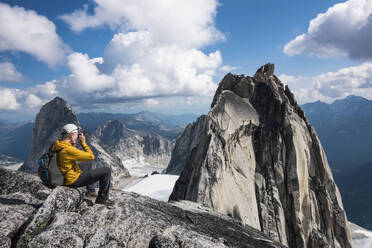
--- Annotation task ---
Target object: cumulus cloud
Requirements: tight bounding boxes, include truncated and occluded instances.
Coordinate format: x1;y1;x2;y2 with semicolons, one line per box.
0;0;225;116
50;48;219;105
104;32;221;97
0;80;60;113
0;62;23;82
0;88;21;110
283;0;372;59
67;53;115;92
25;94;42;108
0;3;67;66
60;0;224;48
279;62;372;103
57;1;224;108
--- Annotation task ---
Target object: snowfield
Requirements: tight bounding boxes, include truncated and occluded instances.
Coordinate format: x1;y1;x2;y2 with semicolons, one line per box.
122;174;179;202
349;222;372;248
122;157;166;177
0;162;23;170
352;230;372;248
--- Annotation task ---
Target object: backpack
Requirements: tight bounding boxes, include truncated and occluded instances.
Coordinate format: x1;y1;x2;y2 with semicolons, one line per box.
38;145;64;188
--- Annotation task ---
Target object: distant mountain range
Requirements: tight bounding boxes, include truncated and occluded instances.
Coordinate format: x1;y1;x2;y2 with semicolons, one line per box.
0;121;33;160
77;111;198;139
302;95;372;174
0;111;198;161
302;95;372;229
337;161;372;229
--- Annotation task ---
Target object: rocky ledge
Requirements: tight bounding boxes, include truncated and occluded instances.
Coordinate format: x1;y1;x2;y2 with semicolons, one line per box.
0;168;285;248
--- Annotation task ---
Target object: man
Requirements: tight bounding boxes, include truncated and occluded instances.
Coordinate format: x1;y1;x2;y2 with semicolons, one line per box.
52;123;114;207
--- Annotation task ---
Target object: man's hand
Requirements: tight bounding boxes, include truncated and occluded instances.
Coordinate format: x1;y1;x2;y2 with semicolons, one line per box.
78;133;86;143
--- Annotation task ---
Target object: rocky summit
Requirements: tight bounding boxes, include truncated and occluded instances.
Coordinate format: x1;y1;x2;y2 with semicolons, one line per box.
0;167;286;248
20;97;130;187
168;64;353;247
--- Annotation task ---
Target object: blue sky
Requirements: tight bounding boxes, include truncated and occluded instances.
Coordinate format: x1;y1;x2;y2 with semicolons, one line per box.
0;0;371;121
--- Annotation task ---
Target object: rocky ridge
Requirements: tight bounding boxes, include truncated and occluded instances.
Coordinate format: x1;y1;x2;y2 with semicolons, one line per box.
20;97;130;186
168;64;353;247
0;167;286;248
95;119;174;175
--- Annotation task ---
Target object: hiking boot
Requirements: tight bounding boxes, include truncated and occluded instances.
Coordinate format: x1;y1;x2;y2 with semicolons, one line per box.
85;190;98;198
95;198;115;208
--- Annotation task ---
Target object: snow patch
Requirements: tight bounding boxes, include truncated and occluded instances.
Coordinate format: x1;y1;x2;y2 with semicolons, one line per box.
122;174;179;202
1;162;23;170
352;229;372;248
122;157;164;177
349;222;372;248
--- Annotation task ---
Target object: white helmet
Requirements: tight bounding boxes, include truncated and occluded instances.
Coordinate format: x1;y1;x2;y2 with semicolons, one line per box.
61;123;79;134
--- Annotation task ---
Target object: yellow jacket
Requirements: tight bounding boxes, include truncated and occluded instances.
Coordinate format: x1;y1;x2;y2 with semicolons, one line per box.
52;140;95;185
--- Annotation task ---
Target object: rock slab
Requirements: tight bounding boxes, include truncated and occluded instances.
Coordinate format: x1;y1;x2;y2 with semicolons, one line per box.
0;167;285;248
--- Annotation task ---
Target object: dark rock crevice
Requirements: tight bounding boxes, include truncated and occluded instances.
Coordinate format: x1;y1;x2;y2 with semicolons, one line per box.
10;208;38;248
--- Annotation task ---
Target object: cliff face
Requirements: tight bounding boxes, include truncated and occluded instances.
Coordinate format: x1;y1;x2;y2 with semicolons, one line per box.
168;64;353;248
20;97;130;186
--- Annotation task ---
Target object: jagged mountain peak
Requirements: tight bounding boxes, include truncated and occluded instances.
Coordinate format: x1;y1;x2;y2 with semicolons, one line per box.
103;119;128;130
253;62;275;81
95;119;135;145
168;64;352;247
211;64;304;123
95;118;174;176
40;96;74;114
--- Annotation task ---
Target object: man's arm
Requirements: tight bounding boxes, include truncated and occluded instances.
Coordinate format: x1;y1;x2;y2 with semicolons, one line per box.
64;133;95;161
64;144;95;161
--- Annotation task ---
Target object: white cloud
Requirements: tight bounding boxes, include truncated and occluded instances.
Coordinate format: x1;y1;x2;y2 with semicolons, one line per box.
0;0;225;116
60;0;224;48
0;3;67;66
314;62;372;99
25;94;42;108
144;99;159;106
56;0;224;110
89;57;104;65
0;62;23;82
283;0;372;59
50;48;220;104
105;32;221;97
0;88;20;110
33;81;58;97
66;53;115;93
220;65;238;72
279;62;372;103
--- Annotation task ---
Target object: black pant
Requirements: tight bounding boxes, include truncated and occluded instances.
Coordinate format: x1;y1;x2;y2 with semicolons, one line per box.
68;167;111;200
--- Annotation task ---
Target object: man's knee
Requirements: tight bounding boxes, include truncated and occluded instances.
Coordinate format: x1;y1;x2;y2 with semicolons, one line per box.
103;167;111;177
